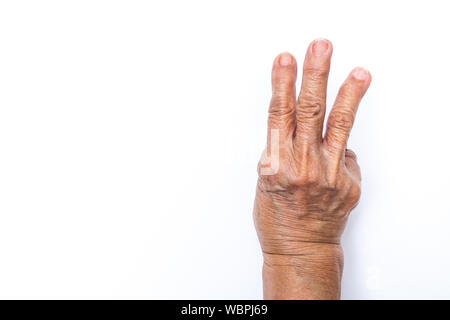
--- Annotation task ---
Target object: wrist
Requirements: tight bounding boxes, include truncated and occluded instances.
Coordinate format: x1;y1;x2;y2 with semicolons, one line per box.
262;243;343;300
254;187;348;253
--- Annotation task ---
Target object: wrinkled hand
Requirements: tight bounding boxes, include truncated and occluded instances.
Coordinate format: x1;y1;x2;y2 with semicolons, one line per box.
254;39;371;299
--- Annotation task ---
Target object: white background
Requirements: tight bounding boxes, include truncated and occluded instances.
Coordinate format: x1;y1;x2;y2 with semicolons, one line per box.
0;0;449;299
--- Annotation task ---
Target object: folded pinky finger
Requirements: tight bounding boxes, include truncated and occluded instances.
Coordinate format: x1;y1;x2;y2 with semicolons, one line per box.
345;149;361;181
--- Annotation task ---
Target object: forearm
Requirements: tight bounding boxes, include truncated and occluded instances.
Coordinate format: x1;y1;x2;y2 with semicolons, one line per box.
262;244;344;299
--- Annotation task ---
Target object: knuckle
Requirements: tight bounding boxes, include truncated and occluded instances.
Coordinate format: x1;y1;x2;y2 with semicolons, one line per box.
345;149;357;160
297;91;323;119
257;158;290;192
298;101;322;119
257;170;280;189
257;170;291;193
297;87;324;119
269;96;294;118
291;176;314;189
292;170;319;187
291;156;321;187
328;110;354;131
348;183;362;204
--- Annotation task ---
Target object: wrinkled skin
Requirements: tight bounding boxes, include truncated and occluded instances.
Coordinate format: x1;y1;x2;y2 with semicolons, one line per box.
253;39;371;299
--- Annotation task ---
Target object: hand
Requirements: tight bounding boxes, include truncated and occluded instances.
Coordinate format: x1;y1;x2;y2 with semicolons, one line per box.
254;39;371;299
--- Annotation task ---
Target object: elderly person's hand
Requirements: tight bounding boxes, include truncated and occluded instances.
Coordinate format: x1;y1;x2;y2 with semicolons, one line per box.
254;39;371;299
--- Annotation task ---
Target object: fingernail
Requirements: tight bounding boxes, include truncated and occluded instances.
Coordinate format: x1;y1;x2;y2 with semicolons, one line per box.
353;67;369;80
279;53;293;66
312;38;330;56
